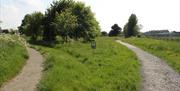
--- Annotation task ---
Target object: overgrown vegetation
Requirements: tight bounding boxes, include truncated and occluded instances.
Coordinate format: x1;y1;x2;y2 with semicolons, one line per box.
0;34;28;87
19;0;100;43
122;37;180;73
32;37;140;91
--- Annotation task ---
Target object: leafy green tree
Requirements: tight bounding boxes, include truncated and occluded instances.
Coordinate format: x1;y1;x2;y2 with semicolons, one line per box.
108;24;122;36
43;0;75;42
74;4;100;41
43;0;100;42
123;24;128;38
19;12;44;40
18;14;31;35
101;31;108;36
123;14;140;38
29;12;44;40
52;9;78;42
20;0;100;43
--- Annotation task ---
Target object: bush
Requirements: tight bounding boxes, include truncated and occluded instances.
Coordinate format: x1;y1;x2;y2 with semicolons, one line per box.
0;34;28;86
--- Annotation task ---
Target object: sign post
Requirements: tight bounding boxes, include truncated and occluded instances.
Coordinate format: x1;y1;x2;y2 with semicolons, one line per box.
91;40;96;54
91;40;96;49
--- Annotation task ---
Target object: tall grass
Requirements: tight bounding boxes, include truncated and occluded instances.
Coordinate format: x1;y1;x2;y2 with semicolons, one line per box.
122;37;180;73
0;34;28;87
34;37;140;91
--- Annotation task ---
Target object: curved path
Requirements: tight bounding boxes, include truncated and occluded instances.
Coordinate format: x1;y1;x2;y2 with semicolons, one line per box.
117;40;180;91
1;48;43;91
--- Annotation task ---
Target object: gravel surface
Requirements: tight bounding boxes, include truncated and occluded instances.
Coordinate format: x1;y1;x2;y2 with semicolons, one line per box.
1;48;43;91
117;40;180;91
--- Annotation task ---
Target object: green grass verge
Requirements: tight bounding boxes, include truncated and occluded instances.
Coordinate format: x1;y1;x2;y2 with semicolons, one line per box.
33;37;140;91
122;37;180;73
0;34;28;87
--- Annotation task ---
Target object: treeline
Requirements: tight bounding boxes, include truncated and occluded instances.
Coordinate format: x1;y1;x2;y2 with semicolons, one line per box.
102;14;142;38
19;0;100;43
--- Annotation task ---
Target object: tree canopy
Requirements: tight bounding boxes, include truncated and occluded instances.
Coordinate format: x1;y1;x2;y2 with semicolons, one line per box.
123;14;140;38
19;0;100;43
51;9;78;42
108;24;122;36
43;0;100;42
101;31;108;36
18;12;44;40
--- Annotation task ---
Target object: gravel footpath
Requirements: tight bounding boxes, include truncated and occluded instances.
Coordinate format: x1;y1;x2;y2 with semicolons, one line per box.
1;48;43;91
117;40;180;91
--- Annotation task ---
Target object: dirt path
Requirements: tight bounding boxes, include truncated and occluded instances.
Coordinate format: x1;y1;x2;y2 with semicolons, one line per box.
117;40;180;91
1;48;43;91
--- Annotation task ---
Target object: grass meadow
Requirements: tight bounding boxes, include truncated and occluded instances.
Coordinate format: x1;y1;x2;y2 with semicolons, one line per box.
32;37;141;91
122;37;180;73
0;34;28;87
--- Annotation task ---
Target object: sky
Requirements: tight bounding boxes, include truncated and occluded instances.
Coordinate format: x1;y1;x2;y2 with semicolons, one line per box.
0;0;180;32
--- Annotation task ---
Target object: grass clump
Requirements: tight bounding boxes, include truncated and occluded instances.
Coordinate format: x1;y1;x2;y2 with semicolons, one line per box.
36;37;140;91
0;34;28;87
122;37;180;73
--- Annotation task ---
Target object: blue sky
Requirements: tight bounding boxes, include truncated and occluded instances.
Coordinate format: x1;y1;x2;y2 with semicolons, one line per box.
0;0;52;29
0;0;180;32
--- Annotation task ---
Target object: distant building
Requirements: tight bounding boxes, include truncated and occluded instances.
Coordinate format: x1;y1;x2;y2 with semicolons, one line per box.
144;30;170;37
0;28;9;34
144;30;180;37
171;31;180;36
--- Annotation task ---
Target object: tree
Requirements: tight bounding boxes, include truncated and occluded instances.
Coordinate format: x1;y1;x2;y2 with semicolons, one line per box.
123;14;140;38
29;12;44;40
19;12;44;40
20;0;100;43
43;0;100;42
52;9;78;42
43;0;75;42
101;31;108;36
74;2;100;41
18;14;31;35
108;24;122;36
